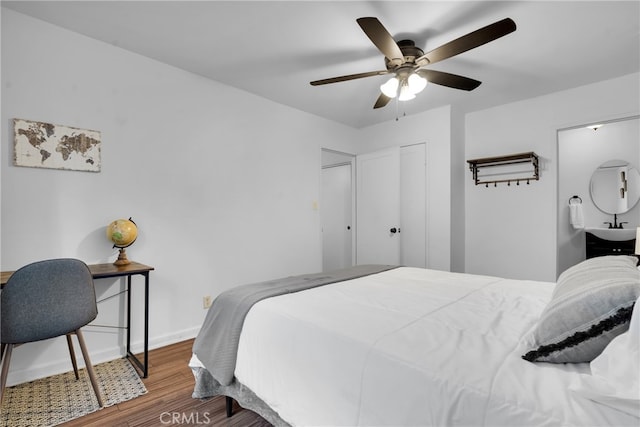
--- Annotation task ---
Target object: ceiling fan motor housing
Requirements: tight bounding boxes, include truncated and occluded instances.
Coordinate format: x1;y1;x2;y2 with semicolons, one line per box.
384;40;425;71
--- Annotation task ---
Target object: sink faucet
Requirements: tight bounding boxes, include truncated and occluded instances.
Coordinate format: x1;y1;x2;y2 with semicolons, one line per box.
605;214;618;229
604;214;628;229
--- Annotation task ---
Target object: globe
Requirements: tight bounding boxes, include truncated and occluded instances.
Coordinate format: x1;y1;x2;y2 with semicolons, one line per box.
107;218;138;265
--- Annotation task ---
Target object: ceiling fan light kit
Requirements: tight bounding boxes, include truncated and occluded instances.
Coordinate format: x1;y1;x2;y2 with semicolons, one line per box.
407;73;427;94
380;77;399;98
310;16;517;110
380;73;427;100
398;84;416;101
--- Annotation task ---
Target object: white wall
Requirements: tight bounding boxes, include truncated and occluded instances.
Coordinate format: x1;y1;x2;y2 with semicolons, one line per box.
450;109;466;273
0;8;358;385
465;73;640;282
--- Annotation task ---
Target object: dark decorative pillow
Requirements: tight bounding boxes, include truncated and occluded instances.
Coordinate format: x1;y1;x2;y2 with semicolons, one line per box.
523;255;640;363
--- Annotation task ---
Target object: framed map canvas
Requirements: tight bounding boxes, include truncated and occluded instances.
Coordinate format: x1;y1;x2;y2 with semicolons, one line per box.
13;118;101;172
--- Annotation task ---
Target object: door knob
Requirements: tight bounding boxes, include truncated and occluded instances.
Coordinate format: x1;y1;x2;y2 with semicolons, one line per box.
390;227;397;234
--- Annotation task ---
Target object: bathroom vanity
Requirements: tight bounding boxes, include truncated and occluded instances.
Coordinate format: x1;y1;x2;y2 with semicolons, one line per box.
585;158;639;259
585;228;636;258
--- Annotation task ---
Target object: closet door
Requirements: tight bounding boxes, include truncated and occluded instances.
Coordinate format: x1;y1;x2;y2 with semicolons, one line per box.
356;144;427;267
400;144;426;267
356;147;401;264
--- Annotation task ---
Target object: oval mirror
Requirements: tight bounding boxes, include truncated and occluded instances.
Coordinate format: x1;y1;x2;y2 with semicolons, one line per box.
590;159;640;214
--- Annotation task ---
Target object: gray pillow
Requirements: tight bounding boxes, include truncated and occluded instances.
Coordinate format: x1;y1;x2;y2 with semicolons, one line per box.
523;255;640;363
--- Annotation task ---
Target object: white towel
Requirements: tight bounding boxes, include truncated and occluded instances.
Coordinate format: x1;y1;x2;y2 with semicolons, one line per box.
569;203;584;230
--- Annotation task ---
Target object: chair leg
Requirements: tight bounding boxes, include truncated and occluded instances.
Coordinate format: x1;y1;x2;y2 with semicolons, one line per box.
66;334;80;380
0;344;14;406
74;329;104;407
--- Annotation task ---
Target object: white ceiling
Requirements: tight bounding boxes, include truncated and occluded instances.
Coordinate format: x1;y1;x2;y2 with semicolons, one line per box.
3;1;639;128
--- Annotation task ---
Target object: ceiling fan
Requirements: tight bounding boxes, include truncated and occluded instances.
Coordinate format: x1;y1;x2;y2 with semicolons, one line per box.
310;17;516;109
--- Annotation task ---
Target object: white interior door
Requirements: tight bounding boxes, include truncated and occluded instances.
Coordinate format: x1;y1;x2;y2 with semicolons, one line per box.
356;147;401;264
321;164;352;271
400;144;427;267
356;144;427;267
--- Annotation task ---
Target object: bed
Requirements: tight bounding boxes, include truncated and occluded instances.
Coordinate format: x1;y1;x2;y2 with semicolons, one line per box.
190;256;640;426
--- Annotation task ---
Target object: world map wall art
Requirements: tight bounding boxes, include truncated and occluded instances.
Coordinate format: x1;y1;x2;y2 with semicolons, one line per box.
13;118;101;172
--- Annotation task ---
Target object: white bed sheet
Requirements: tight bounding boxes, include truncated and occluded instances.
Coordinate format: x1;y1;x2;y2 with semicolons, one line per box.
234;267;638;426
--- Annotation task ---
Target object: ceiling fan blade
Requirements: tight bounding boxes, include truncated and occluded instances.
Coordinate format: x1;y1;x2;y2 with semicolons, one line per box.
417;69;481;91
356;17;404;66
310;70;390;86
416;18;516;66
373;93;392;109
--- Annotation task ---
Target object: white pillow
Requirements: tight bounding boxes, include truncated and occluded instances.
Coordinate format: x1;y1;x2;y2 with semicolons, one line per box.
570;296;640;417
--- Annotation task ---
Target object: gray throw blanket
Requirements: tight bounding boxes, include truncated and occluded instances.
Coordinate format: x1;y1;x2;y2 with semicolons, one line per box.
193;264;397;386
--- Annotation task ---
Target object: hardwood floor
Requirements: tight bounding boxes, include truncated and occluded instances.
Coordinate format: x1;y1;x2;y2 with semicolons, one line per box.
61;339;272;427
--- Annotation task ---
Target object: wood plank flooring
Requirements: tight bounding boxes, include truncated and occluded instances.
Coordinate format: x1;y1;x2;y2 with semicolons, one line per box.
61;339;272;427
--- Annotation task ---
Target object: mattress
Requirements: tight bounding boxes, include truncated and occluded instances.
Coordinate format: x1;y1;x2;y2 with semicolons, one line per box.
192;266;639;426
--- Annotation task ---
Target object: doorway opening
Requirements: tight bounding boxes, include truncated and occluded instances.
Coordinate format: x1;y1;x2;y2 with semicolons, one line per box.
321;149;356;272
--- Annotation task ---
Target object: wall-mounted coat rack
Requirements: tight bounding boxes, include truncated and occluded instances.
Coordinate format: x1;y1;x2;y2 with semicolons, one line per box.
467;152;539;187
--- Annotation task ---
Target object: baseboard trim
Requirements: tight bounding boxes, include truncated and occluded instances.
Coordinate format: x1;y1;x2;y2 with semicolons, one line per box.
4;326;201;387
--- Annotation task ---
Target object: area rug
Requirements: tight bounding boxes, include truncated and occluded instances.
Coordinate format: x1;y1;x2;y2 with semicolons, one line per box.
1;358;147;427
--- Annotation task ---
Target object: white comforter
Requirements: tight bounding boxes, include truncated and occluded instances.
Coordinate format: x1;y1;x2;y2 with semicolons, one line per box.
233;267;637;426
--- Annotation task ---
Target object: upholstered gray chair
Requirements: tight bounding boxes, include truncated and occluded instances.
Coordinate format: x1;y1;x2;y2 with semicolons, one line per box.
0;258;104;407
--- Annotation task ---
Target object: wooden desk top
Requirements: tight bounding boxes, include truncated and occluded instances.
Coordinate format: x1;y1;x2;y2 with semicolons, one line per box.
1;261;154;286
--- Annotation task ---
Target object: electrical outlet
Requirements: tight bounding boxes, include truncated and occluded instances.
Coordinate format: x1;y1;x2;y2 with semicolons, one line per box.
202;295;213;309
